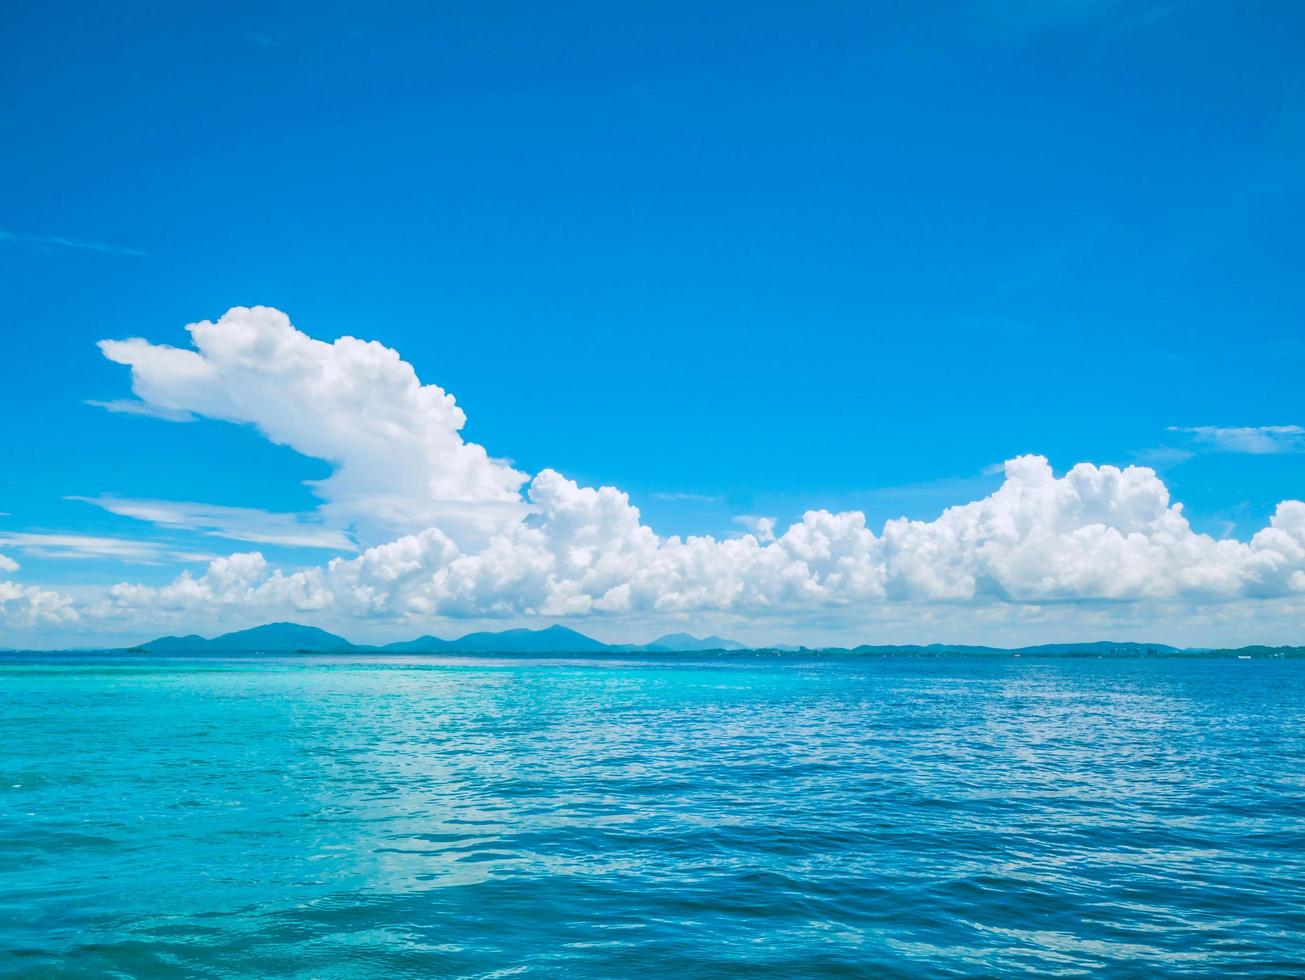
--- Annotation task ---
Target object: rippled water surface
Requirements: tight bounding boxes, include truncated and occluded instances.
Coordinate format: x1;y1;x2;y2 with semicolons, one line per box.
2;654;1304;977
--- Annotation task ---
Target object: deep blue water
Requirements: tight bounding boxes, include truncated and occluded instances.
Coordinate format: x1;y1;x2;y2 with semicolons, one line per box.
2;654;1303;977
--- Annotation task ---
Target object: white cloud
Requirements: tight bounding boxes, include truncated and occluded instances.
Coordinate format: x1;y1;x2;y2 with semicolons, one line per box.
650;491;723;503
0;555;79;627
40;305;1302;640
0;532;217;564
85;399;194;422
101;552;325;618
1130;445;1195;468
89;456;1305;627
0;581;80;627
877;456;1305;602
733;514;777;543
1168;425;1304;454
0;229;144;257
70;496;356;551
99;307;528;546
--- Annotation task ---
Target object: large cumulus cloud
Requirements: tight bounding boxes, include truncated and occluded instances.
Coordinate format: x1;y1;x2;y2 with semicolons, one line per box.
42;305;1302;635
93;458;1305;626
0;554;79;627
99;306;528;545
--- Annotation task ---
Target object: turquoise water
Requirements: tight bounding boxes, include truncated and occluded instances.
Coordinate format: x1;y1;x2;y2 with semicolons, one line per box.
2;654;1303;977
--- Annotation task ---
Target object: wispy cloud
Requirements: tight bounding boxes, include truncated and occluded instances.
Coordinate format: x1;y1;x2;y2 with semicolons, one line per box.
1;230;144;257
732;514;777;542
1168;425;1305;455
85;399;194;422
1130;445;1196;469
650;491;723;503
1105;0;1197;35
70;496;357;551
859;466;1006;502
985;0;1196;42
0;532;216;564
245;31;281;48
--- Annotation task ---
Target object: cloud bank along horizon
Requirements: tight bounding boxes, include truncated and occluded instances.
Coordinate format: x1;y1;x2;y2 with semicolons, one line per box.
3;306;1305;644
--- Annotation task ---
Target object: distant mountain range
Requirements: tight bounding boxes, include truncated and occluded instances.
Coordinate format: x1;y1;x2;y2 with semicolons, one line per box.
130;622;749;655
640;632;747;652
139;622;358;654
380;625;610;654
108;622;1304;658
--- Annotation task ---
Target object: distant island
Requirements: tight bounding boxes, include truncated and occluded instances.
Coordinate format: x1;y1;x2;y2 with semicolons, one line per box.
4;621;1295;658
125;622;748;655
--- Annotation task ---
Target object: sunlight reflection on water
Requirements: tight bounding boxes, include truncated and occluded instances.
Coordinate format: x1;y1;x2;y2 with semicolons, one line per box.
1;654;1303;976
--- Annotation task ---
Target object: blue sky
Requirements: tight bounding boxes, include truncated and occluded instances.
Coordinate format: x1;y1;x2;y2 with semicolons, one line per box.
2;2;1304;647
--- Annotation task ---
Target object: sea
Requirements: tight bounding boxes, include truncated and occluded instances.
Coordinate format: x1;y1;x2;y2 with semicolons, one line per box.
1;652;1303;977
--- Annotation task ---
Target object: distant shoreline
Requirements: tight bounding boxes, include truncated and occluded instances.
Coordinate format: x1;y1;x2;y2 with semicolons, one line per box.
4;645;1302;659
8;621;1300;660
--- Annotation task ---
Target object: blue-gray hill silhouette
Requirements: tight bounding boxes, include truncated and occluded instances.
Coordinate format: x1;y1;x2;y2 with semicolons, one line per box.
382;625;609;654
124;623;1292;658
643;632;746;651
137;622;356;653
